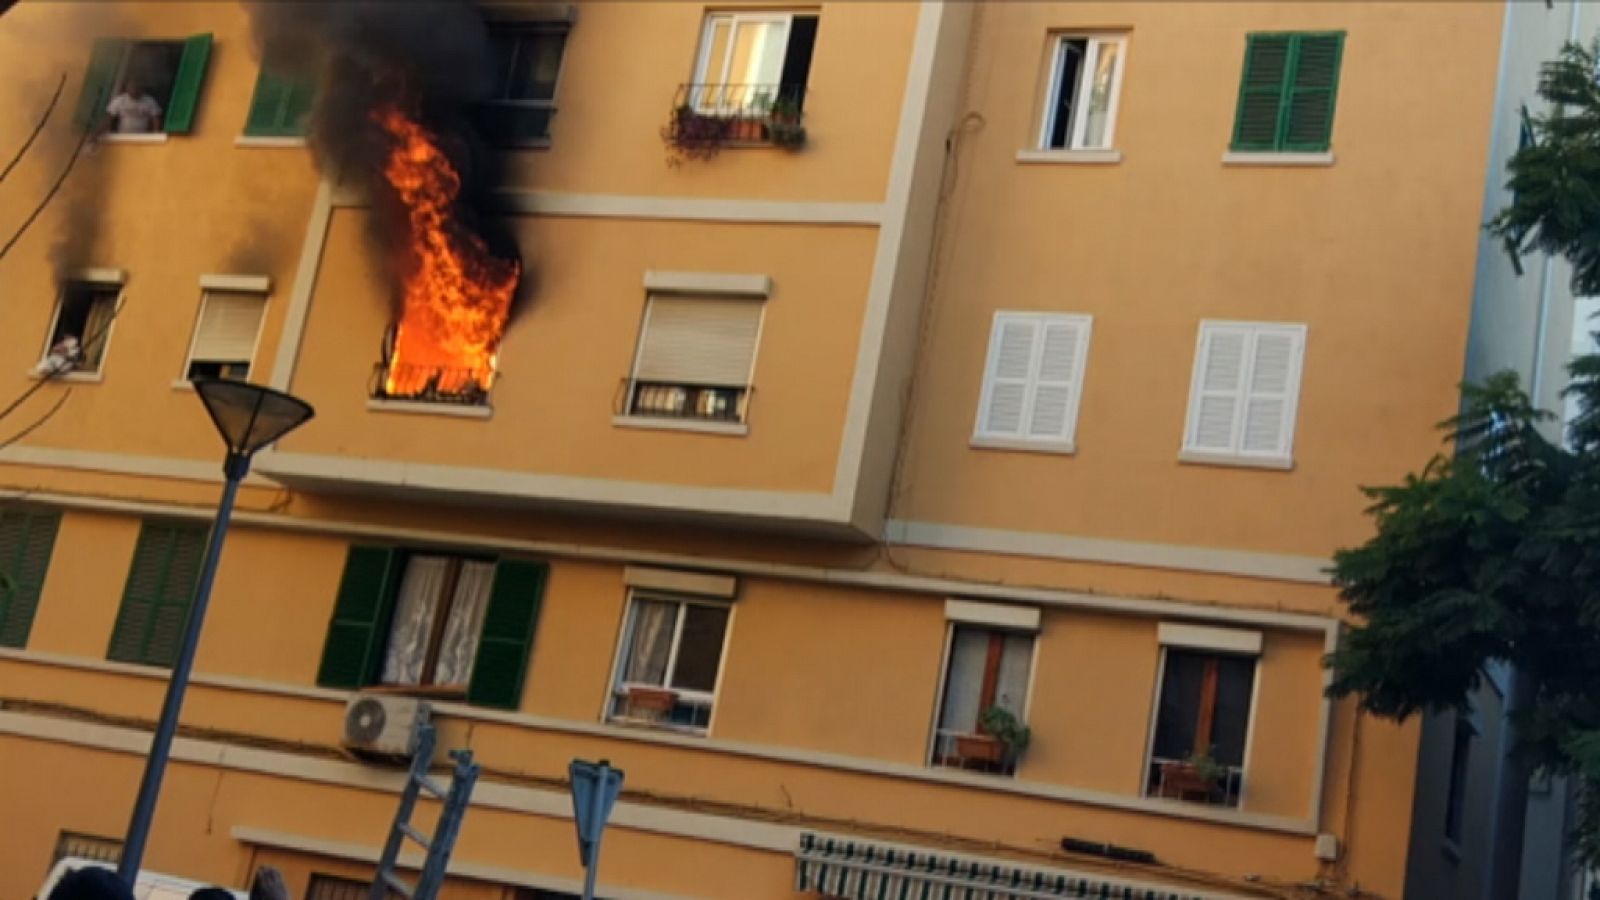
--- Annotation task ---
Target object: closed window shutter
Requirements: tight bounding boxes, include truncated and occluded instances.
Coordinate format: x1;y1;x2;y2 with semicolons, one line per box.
316;546;399;689
1241;329;1303;456
190;291;265;367
244;54;315;137
466;559;548;710
164;33;214;135
0;509;62;648
979;316;1037;437
108;523;207;667
633;296;762;387
1186;323;1305;458
1027;319;1088;441
1232;35;1291;150
1283;34;1343;151
975;313;1091;446
73;39;128;131
1189;327;1249;452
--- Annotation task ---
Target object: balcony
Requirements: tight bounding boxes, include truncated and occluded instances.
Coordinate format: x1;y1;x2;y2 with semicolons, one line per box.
1147;756;1245;808
371;361;493;408
663;83;807;160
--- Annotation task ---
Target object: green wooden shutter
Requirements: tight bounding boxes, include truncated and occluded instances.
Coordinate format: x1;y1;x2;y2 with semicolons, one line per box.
164;33;213;135
1283;33;1344;151
73;39;128;131
1232;34;1292;151
316;546;400;689
107;522;208;667
466;559;548;710
0;509;62;648
244;60;315;137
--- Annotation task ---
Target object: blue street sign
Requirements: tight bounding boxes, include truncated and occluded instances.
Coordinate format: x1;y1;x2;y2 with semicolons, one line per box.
569;758;624;899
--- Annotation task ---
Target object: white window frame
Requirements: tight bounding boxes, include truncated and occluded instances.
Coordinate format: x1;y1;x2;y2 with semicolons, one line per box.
38;277;124;382
1180;320;1307;469
605;589;734;734
693;11;796;87
1039;33;1129;151
180;282;269;383
1140;643;1263;809
971;311;1093;454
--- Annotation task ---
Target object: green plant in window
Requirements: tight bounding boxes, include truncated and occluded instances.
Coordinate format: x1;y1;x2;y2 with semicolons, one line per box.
765;96;806;150
1182;747;1228;785
978;705;1031;757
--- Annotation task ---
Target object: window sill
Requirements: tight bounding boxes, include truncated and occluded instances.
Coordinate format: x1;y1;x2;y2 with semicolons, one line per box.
1177;449;1294;471
1222;151;1334;167
171;379;195;391
605;714;709;738
361;683;468;701
611;415;749;437
99;133;169;145
366;399;494;420
28;369;103;384
1014;148;1122;165
969;435;1075;456
234;135;307;148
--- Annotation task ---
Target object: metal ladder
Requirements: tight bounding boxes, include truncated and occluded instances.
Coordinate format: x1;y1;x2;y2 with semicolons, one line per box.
368;724;481;900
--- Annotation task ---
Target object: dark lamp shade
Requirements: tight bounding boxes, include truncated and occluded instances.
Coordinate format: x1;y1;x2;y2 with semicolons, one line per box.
194;378;315;456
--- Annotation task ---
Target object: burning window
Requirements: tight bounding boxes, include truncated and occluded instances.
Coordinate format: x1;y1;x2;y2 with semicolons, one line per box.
37;280;119;376
478;22;568;145
625;294;762;424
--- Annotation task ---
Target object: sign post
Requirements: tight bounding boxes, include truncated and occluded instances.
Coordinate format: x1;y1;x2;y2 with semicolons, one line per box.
569;758;624;900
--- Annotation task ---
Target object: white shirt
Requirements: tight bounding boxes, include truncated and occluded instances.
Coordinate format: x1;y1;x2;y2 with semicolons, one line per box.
106;92;162;134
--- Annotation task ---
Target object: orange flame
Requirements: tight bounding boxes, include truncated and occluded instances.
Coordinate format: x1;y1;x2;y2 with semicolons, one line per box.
374;104;519;399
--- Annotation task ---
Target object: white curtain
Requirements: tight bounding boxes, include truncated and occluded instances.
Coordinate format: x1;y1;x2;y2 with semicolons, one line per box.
382;556;449;685
995;633;1034;715
623;599;677;686
435;561;496;687
938;628;989;733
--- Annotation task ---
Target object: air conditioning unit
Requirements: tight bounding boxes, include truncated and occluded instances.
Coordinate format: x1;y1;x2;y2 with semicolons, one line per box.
342;694;429;759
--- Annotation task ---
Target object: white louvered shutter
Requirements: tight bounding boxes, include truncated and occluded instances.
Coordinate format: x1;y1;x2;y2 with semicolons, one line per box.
978;315;1038;437
190;291;265;365
634;295;762;387
1189;326;1249;452
1186;322;1305;459
1027;318;1086;441
1241;329;1300;455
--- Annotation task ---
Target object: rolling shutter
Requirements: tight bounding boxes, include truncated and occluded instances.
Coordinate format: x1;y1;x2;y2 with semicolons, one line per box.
466;558;548;710
975;312;1092;447
107;523;208;667
164;33;213;135
73;39;128;131
633;295;762;388
190;291;265;368
0;509;62;648
1185;322;1305;460
316;546;400;689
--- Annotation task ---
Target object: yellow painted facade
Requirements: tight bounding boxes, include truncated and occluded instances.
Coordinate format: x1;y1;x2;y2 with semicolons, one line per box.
0;1;1513;898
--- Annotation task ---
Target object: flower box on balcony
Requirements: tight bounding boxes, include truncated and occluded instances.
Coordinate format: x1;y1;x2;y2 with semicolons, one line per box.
954;733;1006;764
1158;761;1222;801
625;685;679;716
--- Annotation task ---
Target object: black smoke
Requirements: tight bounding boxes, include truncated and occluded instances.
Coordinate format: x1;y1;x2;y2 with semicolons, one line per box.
245;0;523;313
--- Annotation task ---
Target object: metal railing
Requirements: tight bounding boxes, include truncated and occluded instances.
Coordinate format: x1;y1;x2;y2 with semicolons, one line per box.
372;362;493;406
1146;756;1245;808
930;728;1018;777
616;378;749;423
668;83;807;146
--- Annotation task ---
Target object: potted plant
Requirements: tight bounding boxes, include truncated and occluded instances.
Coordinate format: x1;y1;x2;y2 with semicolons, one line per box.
1160;748;1228;799
662;103;736;164
765;96;806;150
956;705;1031;765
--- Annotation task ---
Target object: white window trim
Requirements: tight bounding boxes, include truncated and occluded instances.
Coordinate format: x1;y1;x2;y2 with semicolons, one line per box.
1179;320;1307;468
1015;148;1123;165
620;293;766;429
693;11;797;88
1140;643;1263;809
38;279;124;378
98;133;169;145
1038;34;1129;152
179;285;270;383
605;590;734;735
924;621;1041;774
1222;151;1335;167
972;311;1093;452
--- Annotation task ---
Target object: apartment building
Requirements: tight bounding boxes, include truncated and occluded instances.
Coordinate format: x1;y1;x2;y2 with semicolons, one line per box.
0;2;1559;898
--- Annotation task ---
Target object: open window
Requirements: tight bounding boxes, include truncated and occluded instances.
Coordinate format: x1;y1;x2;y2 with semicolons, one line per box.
74;35;213;136
1145;629;1260;808
623;292;762;426
37;278;120;377
182;284;267;381
667;11;817;152
1040;34;1127;151
931;624;1035;776
479;21;569;145
608;591;732;733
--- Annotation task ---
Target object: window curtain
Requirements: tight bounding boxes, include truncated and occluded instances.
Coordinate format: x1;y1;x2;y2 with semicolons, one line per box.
81;295;116;367
995;633;1033;715
938;627;990;733
622;598;677;686
381;556;449;685
434;560;496;687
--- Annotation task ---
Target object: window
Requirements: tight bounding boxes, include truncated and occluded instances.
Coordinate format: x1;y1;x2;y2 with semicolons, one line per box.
0;507;61;648
625;294;762;424
1040;35;1127;151
688;11;818;114
73;35;213;135
931;625;1034;776
52;831;123;866
973;312;1092;451
479;22;569;145
1146;648;1256;808
37;280;120;377
608;593;731;733
306;875;368;900
107;522;208;668
1231;32;1344;153
1182;321;1306;465
316;547;547;710
1444;714;1477;846
243;46;315;138
183;289;267;381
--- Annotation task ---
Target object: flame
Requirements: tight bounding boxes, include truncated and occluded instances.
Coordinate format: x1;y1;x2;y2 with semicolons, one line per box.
374;104;519;399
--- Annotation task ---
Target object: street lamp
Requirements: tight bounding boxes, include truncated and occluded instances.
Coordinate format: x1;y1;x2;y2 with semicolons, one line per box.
117;379;314;884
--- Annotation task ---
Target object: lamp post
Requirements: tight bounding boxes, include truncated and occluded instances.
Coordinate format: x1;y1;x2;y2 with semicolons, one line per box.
117;379;314;884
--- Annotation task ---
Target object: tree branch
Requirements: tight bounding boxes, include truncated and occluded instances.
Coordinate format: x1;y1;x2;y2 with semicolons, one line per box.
0;72;65;186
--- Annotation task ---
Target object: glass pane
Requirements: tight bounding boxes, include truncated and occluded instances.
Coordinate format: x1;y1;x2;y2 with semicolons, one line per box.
937;627;989;733
434;560;495;686
1080;40;1120;148
1150;649;1206;761
1211;654;1256;766
1047;40;1085;149
621;599;676;686
487;32;518;101
699;18;732;84
381;556;449;685
994;633;1033;714
669;603;730;693
507;31;564;101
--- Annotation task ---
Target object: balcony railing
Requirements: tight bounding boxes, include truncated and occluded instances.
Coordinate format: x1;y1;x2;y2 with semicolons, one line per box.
617;378;749;424
930;728;1018;777
1146;756;1245;808
665;83;807;156
371;362;493;407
